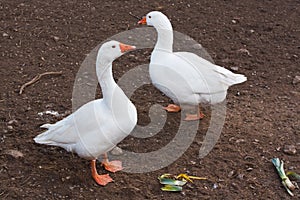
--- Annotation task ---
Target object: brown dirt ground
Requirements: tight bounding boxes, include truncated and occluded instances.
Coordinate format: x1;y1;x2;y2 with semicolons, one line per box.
0;0;299;199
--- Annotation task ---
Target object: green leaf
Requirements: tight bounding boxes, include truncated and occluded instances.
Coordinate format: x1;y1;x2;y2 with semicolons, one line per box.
287;171;300;181
161;185;183;192
271;158;285;179
271;158;296;196
159;178;187;186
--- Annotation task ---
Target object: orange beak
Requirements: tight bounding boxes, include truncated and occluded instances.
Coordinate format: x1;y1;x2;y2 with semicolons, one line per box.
119;43;136;53
138;16;147;25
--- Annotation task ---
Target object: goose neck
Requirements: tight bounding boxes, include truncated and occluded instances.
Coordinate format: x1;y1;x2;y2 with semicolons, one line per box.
154;26;173;52
96;59;117;106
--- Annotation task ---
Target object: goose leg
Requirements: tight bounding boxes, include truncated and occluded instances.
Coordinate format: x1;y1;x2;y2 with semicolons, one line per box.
163;104;181;112
184;107;205;121
101;153;123;173
91;159;113;186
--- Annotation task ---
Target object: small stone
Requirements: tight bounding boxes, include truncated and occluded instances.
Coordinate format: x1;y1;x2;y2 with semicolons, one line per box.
7;125;13;130
52;36;59;42
8;120;18;125
228;170;235;178
192;43;203;50
110;146;123;156
3;33;9;37
230;66;239;71
231;182;239;190
231;19;237;24
91;7;96;12
237;173;244;180
283;144;297;155
212;183;218;189
237;48;251;56
236;138;245;143
276;147;281;151
4;149;24;158
292;76;300;85
249;184;256;189
190;160;196;165
246;167;253;172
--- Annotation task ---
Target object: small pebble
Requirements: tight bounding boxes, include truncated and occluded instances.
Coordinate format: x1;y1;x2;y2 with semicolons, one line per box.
283;144;297;155
3;33;9;37
230;66;239;71
8;119;18;125
190;160;196;165
246;167;253;172
237;48;251;56
236;138;245;143
52;36;59;42
110;146;123;155
212;183;218;189
231;182;239;190
4;149;24;158
228;170;235;178
276;147;281;151
237;173;244;180
292;76;300;85
7;125;13;130
192;43;203;50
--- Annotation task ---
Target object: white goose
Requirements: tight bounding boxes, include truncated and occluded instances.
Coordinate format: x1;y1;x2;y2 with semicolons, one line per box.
139;11;247;120
34;41;137;186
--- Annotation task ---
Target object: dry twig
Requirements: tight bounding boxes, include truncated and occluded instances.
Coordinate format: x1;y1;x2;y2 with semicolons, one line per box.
19;71;62;94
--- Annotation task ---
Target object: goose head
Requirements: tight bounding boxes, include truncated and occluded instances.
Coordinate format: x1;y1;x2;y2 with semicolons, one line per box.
98;40;136;63
138;11;172;30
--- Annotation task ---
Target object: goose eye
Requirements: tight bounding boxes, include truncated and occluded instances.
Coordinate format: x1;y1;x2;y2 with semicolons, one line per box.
112;45;116;48
148;16;151;19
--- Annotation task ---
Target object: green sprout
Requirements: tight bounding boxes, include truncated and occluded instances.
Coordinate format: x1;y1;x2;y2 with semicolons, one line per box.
271;158;296;196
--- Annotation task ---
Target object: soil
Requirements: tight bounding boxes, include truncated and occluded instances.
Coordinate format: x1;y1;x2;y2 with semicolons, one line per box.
0;0;299;199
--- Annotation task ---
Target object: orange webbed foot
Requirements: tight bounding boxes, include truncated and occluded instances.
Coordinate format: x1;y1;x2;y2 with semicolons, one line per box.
163;104;181;112
184;112;205;121
93;173;113;186
102;160;123;173
91;160;113;186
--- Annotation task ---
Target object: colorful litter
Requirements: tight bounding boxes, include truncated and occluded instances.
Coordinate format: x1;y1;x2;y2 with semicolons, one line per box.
158;173;207;192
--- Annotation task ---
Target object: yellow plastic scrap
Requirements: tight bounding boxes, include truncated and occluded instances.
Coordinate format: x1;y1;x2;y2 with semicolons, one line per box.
159;173;207;192
287;171;300;182
176;173;207;183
